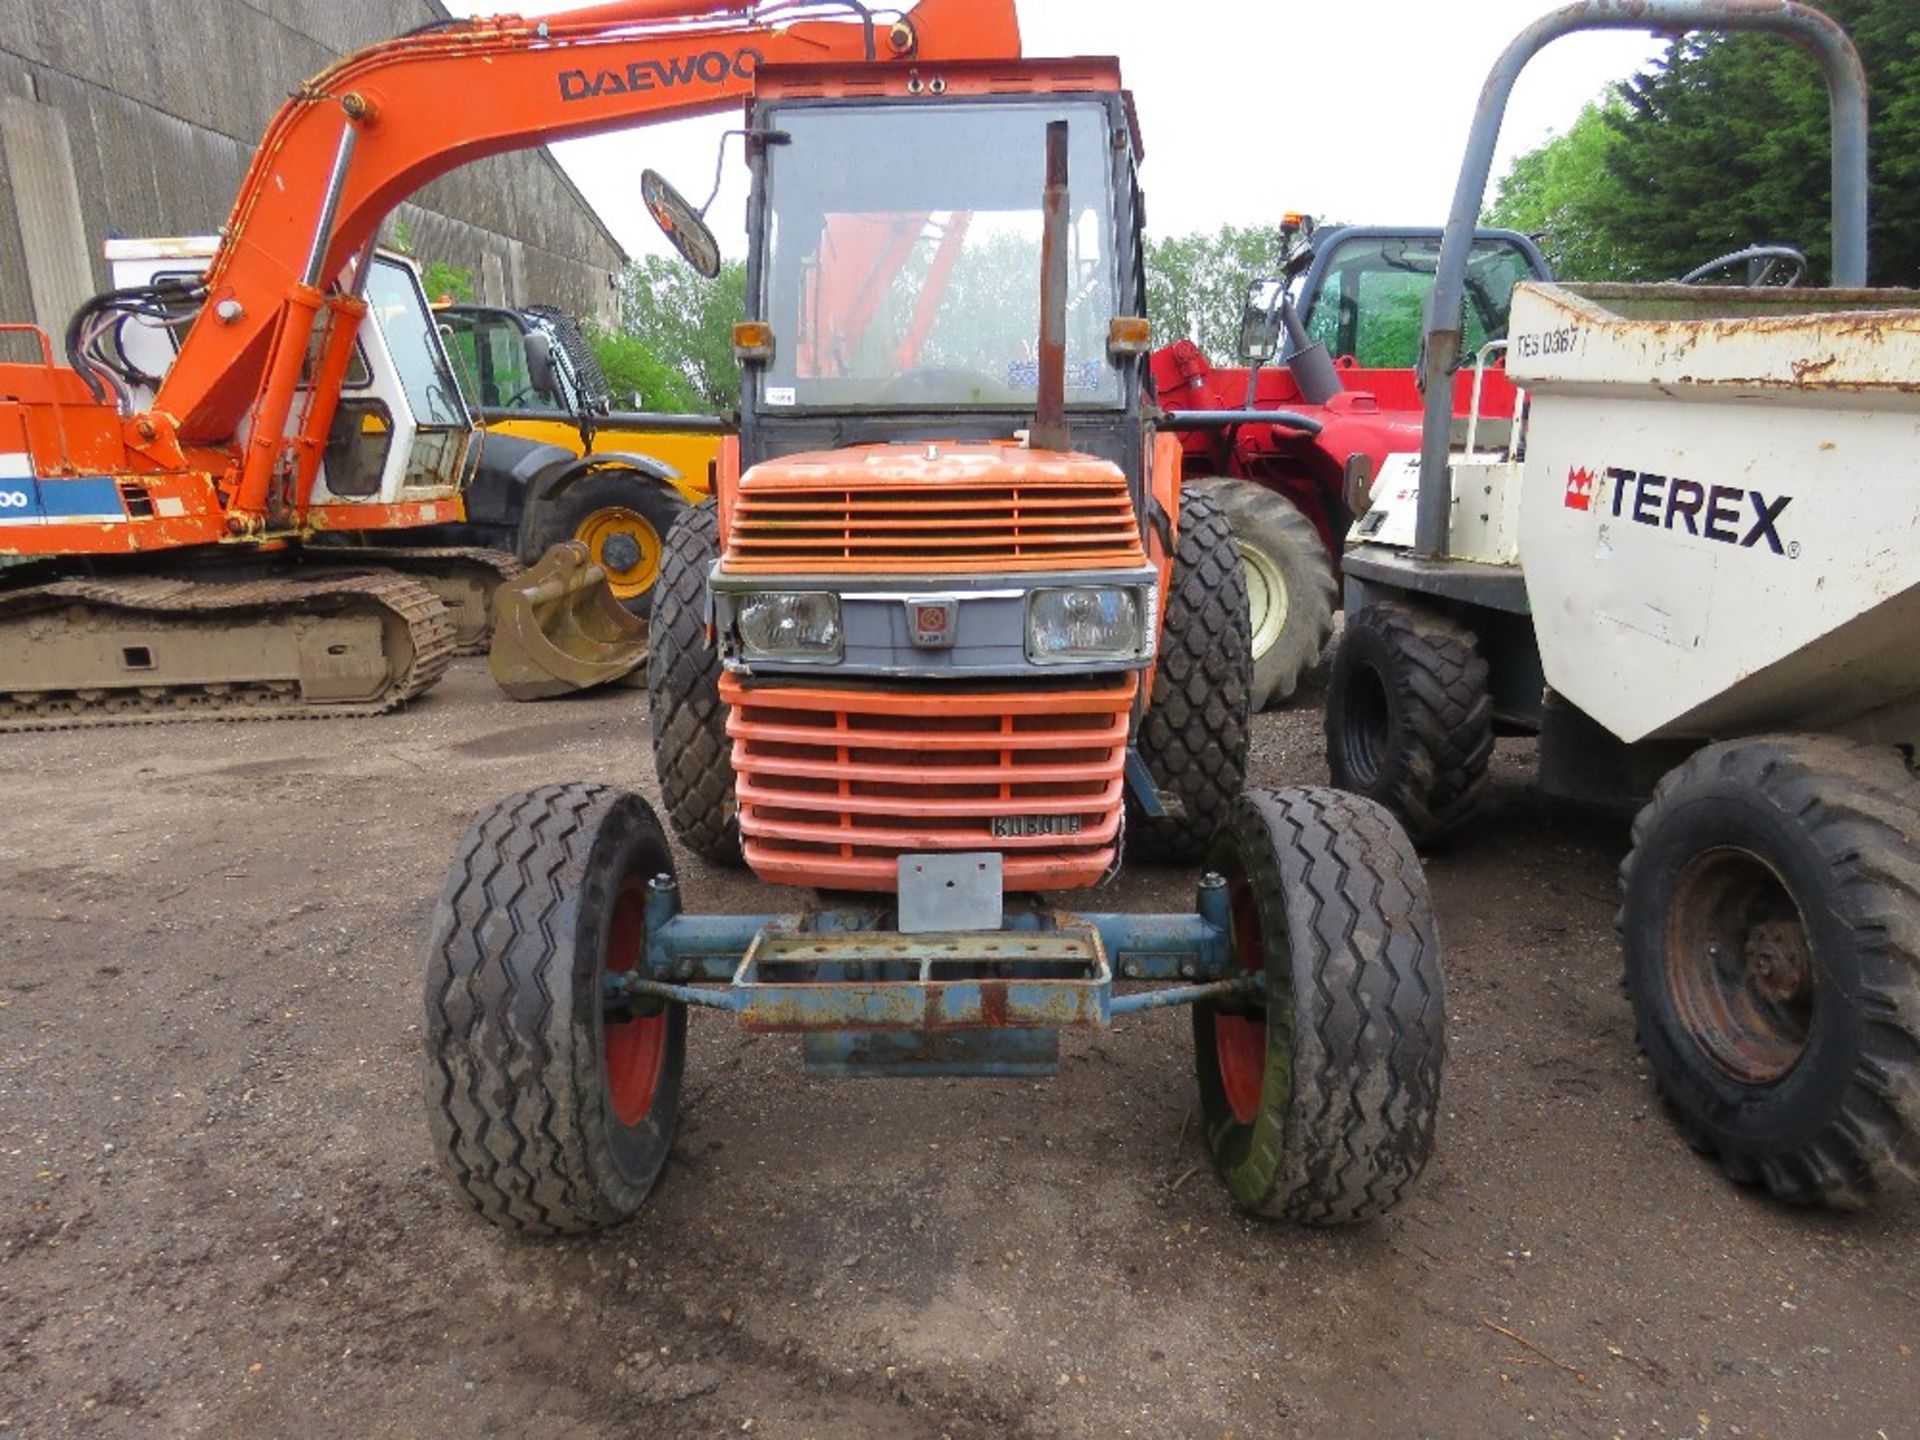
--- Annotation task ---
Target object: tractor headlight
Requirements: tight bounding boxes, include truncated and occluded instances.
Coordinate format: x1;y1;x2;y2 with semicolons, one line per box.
1026;586;1145;663
735;591;842;660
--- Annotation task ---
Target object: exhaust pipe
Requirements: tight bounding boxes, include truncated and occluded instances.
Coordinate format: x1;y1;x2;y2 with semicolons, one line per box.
1030;119;1071;454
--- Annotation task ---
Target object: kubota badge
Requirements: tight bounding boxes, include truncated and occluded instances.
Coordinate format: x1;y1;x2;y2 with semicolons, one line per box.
908;596;956;649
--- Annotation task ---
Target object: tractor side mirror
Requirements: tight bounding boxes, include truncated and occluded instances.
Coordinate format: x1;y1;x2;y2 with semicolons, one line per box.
1239;278;1286;363
642;168;721;279
523;330;557;403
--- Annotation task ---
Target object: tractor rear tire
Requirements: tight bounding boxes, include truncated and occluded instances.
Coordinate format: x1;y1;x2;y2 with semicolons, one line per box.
1619;735;1920;1207
1192;786;1445;1223
1325;600;1492;846
424;783;687;1235
1186;478;1336;711
519;469;687;618
648;500;743;867
1129;486;1253;863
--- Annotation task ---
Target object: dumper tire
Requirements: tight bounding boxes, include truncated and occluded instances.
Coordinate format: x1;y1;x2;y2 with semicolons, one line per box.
1325;600;1492;846
1130;487;1253;863
1186;478;1336;710
648;501;743;866
425;783;687;1235
519;469;688;618
1192;786;1445;1224
1619;735;1920;1207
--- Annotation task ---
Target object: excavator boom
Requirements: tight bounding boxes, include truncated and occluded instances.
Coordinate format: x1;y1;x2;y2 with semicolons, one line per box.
162;0;1020;447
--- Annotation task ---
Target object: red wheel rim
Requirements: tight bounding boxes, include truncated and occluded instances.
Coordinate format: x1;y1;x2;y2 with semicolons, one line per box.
1214;870;1267;1127
603;877;668;1127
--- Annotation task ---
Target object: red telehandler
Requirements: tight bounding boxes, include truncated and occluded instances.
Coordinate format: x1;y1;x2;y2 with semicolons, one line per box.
1151;218;1550;708
0;0;1019;726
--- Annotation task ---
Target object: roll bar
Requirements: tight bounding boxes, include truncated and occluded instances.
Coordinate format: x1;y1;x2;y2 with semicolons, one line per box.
1414;0;1871;559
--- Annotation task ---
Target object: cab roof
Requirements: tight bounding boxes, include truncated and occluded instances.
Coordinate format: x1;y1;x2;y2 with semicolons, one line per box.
751;57;1143;160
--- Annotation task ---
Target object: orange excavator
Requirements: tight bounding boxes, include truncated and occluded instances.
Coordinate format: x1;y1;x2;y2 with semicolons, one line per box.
0;0;1020;726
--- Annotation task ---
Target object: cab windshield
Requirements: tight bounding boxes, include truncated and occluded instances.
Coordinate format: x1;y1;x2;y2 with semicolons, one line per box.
1299;235;1541;370
758;100;1121;411
365;258;471;428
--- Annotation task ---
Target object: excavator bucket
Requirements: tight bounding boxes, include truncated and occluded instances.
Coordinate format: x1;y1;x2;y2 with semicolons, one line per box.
487;541;648;701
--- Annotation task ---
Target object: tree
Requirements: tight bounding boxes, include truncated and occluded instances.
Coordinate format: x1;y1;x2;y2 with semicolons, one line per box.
1485;0;1920;285
616;255;748;413
584;325;701;413
1145;224;1284;363
1485;101;1633;279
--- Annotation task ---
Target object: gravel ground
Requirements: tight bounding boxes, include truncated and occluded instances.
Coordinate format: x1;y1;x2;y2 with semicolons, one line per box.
2;659;1916;1438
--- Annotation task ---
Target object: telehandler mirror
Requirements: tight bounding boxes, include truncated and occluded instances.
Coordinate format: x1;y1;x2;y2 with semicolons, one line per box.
1239;278;1286;363
523;330;557;402
642;168;721;279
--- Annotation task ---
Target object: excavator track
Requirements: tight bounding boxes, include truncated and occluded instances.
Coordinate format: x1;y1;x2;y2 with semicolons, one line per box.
0;571;458;731
295;545;524;654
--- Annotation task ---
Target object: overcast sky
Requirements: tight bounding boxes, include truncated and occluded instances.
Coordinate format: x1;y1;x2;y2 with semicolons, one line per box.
445;0;1665;262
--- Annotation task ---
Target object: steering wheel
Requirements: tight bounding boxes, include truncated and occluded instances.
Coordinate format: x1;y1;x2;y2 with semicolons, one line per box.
875;367;1023;404
1680;245;1809;288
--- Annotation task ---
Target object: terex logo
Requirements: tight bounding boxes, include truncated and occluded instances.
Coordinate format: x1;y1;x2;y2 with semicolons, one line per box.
1564;466;1596;512
1605;465;1795;556
559;46;761;102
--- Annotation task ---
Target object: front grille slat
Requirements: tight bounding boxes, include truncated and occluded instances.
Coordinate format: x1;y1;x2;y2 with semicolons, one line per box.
720;676;1137;892
728;471;1147;574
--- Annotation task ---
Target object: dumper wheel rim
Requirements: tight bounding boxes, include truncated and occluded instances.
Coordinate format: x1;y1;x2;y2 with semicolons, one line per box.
602;875;671;1125
576;506;663;603
1619;735;1920;1207
1665;846;1814;1086
1191;786;1445;1225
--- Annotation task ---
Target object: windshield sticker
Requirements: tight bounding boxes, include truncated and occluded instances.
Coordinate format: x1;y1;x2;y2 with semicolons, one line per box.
1005;359;1107;391
765;386;796;407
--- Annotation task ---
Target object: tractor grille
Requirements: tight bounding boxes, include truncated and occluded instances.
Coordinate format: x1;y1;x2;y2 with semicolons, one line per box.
726;472;1146;574
720;674;1136;891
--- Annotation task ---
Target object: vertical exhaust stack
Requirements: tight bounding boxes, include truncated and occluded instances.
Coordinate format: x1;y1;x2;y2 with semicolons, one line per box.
1030;120;1071;453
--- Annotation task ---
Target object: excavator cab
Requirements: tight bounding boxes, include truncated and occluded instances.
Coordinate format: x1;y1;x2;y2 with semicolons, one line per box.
103;240;474;510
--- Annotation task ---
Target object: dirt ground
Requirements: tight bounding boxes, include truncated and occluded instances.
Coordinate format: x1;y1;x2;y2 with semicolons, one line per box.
3;660;1916;1439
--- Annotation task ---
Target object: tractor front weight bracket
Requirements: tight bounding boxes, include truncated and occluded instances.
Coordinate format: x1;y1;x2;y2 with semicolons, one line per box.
611;872;1246;1077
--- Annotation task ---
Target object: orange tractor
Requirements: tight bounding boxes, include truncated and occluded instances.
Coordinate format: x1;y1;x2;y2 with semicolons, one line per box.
427;50;1448;1232
0;0;1014;724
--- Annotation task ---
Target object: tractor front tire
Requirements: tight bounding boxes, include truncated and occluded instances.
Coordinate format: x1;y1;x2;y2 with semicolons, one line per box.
1619;735;1920;1207
1192;786;1445;1223
520;469;688;618
425;783;687;1235
1186;478;1336;711
1130;486;1253;863
648;500;742;866
1325;600;1492;846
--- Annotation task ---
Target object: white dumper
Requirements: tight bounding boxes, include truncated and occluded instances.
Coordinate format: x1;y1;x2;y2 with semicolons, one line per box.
1324;0;1919;1208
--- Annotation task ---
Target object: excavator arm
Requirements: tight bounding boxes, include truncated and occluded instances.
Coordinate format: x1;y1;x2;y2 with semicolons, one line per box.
149;0;1019;487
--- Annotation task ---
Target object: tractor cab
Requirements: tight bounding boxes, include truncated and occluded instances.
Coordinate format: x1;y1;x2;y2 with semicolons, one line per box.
646;60;1173;893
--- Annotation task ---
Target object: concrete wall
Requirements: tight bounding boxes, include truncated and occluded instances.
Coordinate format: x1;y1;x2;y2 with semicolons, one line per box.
0;0;625;353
